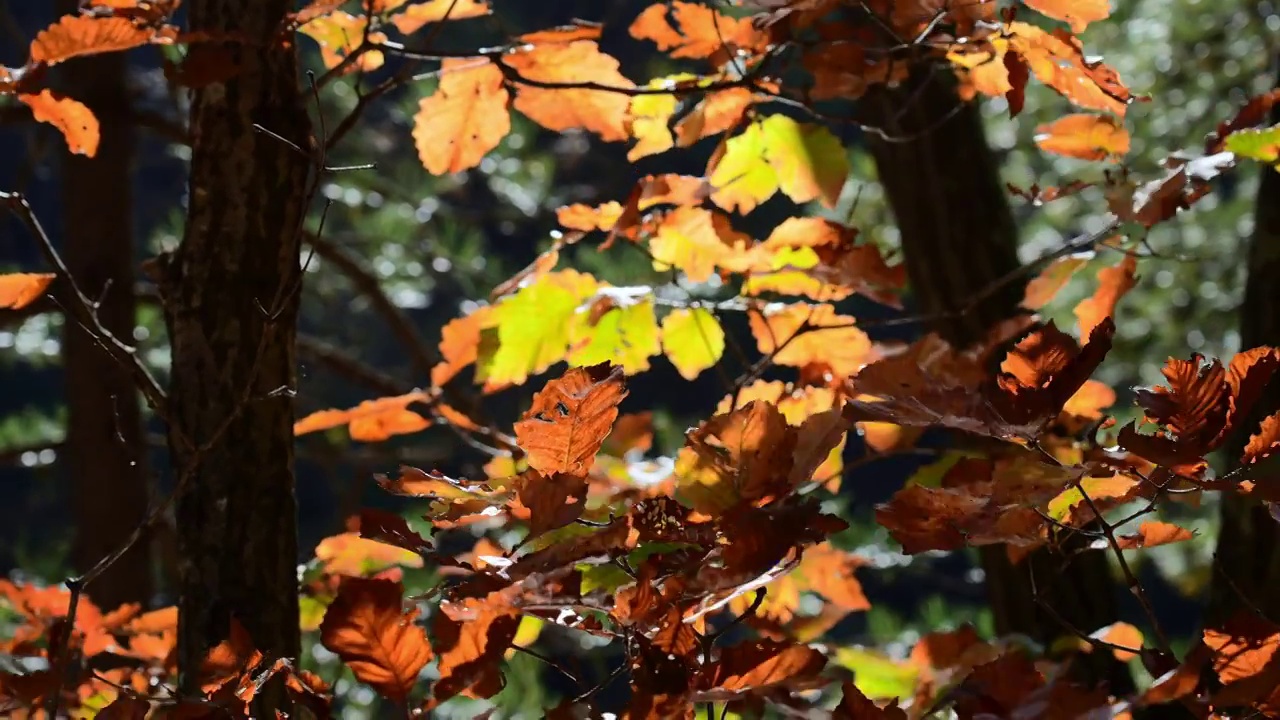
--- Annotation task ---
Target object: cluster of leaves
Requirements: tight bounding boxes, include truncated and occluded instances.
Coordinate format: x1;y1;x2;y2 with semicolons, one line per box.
6;0;1280;717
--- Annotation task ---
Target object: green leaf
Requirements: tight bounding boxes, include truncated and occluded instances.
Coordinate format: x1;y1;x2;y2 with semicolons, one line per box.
568;297;661;373
708;121;777;214
1225;124;1280;169
661;307;726;380
481;270;598;386
833;646;919;700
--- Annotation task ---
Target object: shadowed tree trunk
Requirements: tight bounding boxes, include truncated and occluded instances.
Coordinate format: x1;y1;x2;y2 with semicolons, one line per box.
861;65;1131;692
57;0;151;611
157;0;311;707
1208;67;1280;625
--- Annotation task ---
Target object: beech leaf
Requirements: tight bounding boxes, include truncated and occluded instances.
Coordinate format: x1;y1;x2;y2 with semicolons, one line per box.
513;363;628;476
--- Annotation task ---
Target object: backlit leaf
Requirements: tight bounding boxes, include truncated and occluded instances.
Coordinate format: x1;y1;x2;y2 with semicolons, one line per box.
650;206;752;282
0;273;55;310
1075;253;1138;339
29;15;154;66
1024;0;1111;32
293;391;431;442
314;532;423;577
1021;256;1087;309
708;115;848;214
299;11;386;71
1225;124;1280;170
834;682;907;719
319;578;432;700
483;269;599;387
568;297;662;374
413;59;511;175
1116;521;1195;550
661;308;725;380
513;363;628;476
388;0;490;35
749;303;872;377
628;1;767;61
1035;114;1130;161
19;91;99;157
431;600;521;702
504;41;634;141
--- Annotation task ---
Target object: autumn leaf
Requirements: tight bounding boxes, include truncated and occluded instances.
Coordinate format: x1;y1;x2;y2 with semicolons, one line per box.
298;11;386;72
293;391;431;442
833;681;908;719
649;206;752;282
512;470;589;539
431;600;521;702
1073;252;1138;339
431;306;492;387
319;578;432;700
29;15;155;66
19;91;100;157
1035;114;1130;160
504;41;634;141
314;531;424;577
567;296;662;373
674;87;757;146
709;115;848;213
413;59;510;175
661;307;726;380
748;302;873;377
388;0;490;35
696;639;827;700
0;273;55;310
200;619;261;693
1244;412;1280;465
481;269;599;387
625;77;685;160
1021;256;1087;309
1116;521;1195;550
742;217;906;305
1225;124;1280;170
1024;0;1111;33
629;1;768;61
513;363;628;476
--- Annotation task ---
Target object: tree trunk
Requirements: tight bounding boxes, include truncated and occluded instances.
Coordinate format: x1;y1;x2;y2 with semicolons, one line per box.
861;66;1130;692
57;0;151;612
159;0;310;707
1208;68;1280;625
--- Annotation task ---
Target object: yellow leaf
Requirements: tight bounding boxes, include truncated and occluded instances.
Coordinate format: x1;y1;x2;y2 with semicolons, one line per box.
482;270;599;386
759;114;848;207
413;59;511;175
649;206;752;282
299;12;386;71
568;298;662;374
626;75;697;160
661;308;725;380
708;121;778;214
314;532;424;576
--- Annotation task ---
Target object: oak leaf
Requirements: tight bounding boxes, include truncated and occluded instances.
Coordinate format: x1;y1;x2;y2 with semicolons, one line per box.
413;59;510;175
19;91;99;157
0;273;55;310
319;578;432;700
513;363;628;476
504;41;633;141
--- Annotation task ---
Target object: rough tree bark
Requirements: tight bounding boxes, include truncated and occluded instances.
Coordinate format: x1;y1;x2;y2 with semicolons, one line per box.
861;66;1130;691
157;0;311;706
57;0;151;611
1208;67;1280;625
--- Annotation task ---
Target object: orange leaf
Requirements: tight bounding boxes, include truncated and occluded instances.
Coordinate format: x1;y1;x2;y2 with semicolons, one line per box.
431;307;492;387
649;206;752;283
1021;256;1087;310
748;303;873;377
699;639;827;696
29;15;154;66
503;41;634;141
200;619;261;693
19;91;99;157
314;531;424;577
674;87;756;146
513;363;628;476
319;578;432;700
1090;621;1143;661
1116;521;1195;550
1035;113;1130;161
1204;613;1280;685
388;0;490;35
1245;412;1280;465
512;470;589;539
629;1;768;61
413;59;510;175
0;273;55;310
293;391;431;442
1023;0;1111;33
432;600;521;702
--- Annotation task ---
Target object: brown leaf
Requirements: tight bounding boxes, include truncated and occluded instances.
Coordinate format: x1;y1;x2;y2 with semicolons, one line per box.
356;508;433;556
696;639;828;700
1118;354;1231;472
513;363;628;476
319;577;432;700
833;681;907;719
0;273;55;310
200;618;262;693
513;470;589;539
431;600;521;702
1020;257;1087;310
96;694;151;720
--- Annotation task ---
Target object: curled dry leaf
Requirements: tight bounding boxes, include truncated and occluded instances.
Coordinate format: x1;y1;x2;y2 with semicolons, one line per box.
0;273;56;310
319;578;433;701
513;362;628;476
